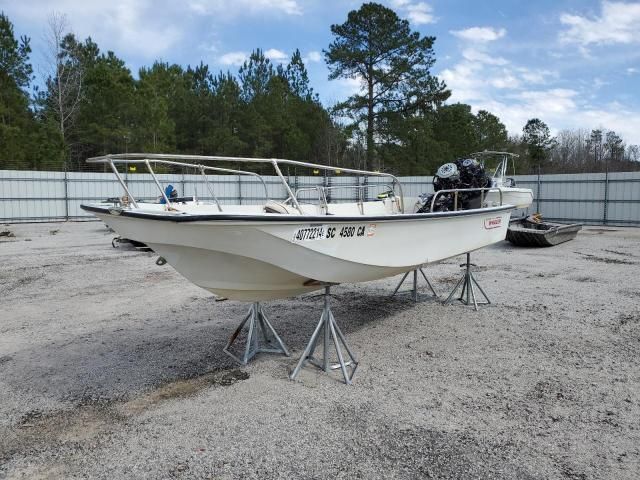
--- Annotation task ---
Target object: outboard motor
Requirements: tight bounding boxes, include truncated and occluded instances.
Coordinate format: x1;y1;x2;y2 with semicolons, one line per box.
417;158;490;213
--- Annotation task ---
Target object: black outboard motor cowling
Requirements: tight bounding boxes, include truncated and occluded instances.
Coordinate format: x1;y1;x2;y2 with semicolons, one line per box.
417;158;490;213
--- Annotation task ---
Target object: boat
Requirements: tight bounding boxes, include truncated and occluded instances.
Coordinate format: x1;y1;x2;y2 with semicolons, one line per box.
80;153;523;301
470;151;534;209
507;214;582;247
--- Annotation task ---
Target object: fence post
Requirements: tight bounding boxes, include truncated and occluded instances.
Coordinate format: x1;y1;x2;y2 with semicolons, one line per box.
64;166;69;221
238;175;242;205
603;169;609;225
536;165;541;213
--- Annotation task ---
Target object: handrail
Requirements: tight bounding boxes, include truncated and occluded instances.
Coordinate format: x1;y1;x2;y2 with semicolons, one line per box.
295;183;396;215
469;150;519;158
430;187;504;213
89;157;269;210
87;153;405;213
469;151;519;181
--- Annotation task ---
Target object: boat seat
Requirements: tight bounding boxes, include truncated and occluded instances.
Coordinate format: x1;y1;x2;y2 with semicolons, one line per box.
263;200;297;214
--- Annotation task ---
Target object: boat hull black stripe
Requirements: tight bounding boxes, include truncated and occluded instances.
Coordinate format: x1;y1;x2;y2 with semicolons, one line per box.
80;204;513;222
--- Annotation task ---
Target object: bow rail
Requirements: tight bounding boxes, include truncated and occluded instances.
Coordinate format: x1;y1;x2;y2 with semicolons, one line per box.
87;153;405;213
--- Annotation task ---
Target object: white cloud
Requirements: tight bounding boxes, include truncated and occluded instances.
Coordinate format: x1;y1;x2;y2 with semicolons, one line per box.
593;77;609;89
339;76;364;95
218;51;248;66
518;68;556;84
490;74;520;90
440;61;485;103
219;48;292;66
264;48;288;63
559;1;640;46
451;26;506;42
516;89;578;114
6;0;183;60
406;2;435;25
462;48;508;66
390;1;436;25
442;59;640;144
439;38;640;145
188;0;302;16
305;51;322;63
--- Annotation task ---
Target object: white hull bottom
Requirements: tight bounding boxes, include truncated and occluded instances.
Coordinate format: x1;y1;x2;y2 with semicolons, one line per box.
90;206;513;300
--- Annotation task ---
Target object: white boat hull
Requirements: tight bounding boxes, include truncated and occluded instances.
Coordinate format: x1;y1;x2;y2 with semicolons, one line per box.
85;205;513;300
485;188;533;209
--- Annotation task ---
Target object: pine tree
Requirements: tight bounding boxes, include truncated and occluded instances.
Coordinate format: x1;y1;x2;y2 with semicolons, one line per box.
325;2;449;170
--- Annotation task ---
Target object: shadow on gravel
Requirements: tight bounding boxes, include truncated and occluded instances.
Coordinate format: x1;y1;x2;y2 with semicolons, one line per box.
2;289;419;405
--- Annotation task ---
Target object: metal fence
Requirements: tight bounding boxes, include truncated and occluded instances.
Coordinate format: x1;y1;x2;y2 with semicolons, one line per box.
1;169;639;226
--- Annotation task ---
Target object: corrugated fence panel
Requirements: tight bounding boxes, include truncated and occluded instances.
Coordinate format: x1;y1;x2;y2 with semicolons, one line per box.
0;170;66;221
607;172;640;225
1;170;639;225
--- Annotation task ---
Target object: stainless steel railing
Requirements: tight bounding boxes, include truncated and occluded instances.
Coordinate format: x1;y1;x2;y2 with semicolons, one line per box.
429;187;504;212
87;153;405;214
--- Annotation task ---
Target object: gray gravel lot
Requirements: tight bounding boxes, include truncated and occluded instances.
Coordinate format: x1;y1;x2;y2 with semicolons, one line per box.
0;221;639;479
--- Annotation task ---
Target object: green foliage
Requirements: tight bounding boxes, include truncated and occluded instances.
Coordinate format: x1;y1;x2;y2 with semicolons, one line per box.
522;118;556;169
67;47;136;168
474;110;508;152
0;12;65;169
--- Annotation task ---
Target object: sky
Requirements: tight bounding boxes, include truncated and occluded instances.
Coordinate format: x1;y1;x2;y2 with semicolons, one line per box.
2;0;640;144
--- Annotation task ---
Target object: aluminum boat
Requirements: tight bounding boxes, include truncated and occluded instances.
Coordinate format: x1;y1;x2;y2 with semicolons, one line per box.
81;154;529;301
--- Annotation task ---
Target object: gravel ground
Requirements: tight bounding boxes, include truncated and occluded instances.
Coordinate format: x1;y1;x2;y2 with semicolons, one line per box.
0;221;639;479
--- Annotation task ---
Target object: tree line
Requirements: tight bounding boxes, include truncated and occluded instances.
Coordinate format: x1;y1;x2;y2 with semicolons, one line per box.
1;4;639;175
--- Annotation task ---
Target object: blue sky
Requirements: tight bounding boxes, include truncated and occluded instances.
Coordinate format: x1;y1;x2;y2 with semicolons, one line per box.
2;0;640;144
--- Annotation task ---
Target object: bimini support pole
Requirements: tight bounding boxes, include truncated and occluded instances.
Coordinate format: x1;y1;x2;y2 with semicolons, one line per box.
223;302;290;365
443;253;491;311
391;267;438;302
290;286;358;385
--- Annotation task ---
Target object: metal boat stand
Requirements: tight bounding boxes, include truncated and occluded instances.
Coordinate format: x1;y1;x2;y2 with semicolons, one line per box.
391;268;438;301
223;302;290;365
290;286;358;385
443;252;491;311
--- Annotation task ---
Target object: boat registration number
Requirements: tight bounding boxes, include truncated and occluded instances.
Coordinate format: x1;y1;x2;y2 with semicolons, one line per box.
292;224;373;242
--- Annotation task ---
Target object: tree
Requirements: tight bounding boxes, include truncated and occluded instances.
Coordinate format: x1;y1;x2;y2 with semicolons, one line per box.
0;12;33;166
433;103;477;159
134;62;177;152
41;13;83;146
587;129;603;167
206;71;246;155
238;49;273;101
473;110;508;152
627;144;639;163
522;118;555;170
604;130;624;164
325;2;449;170
285;49;315;101
68;42;136;166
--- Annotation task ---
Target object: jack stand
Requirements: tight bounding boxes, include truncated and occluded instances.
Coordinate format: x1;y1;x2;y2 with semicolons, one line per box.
223;302;290;365
290;287;358;385
391;268;438;301
443;253;491;311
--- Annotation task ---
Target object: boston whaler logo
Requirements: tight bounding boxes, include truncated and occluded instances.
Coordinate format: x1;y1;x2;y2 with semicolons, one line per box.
484;217;502;229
